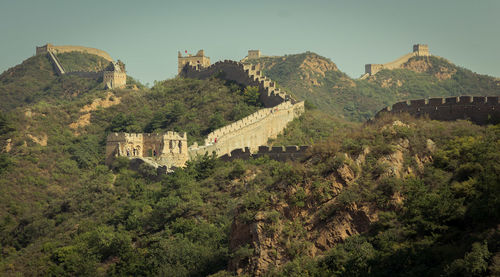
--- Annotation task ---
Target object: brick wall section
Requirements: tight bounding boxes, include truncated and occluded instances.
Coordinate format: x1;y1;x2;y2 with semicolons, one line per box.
188;101;305;158
365;44;430;76
180;60;296;108
220;145;310;162
376;96;500;125
181;59;305;159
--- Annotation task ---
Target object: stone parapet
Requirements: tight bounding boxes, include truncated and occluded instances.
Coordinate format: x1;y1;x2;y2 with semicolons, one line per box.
376;96;500;125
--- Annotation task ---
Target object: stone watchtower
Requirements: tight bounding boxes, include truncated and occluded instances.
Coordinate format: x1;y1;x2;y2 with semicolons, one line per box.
178;50;210;73
413;44;430;56
247;50;261;60
103;61;126;89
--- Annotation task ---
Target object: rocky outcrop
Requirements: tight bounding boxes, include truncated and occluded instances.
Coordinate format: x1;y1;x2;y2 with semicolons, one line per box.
227;121;437;275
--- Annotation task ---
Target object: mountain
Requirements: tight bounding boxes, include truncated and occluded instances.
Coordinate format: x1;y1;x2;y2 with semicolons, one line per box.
0;50;498;276
247;53;500;121
0;53;110;112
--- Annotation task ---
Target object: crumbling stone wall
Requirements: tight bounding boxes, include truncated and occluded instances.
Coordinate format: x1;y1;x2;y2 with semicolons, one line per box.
376;96;500;125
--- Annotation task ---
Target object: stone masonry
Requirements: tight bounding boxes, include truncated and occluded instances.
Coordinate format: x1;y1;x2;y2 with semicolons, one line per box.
177;50;211;73
106;51;305;170
106;132;188;169
376;96;500;125
363;44;430;77
37;43;126;89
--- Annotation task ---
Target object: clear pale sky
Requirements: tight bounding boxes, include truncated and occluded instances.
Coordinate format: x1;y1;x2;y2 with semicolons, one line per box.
1;0;499;85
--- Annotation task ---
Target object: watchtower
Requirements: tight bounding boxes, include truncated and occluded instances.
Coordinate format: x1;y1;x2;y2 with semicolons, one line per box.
248;50;261;60
178;50;210;73
413;44;430;56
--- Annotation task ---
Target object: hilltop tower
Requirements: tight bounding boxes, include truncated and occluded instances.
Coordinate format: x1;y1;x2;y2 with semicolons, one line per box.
363;44;431;77
178;50;210;73
247;50;261;60
413;44;430;56
103;61;127;89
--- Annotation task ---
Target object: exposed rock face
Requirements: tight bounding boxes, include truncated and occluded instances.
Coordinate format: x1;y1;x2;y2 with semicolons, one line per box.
298;55;338;87
69;92;121;131
402;58;457;80
228;121;436;276
27;133;48;146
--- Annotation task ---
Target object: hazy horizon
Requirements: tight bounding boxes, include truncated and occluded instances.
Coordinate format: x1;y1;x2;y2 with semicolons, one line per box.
1;0;499;85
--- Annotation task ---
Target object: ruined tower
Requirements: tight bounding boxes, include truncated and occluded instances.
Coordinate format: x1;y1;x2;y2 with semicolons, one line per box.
178;50;210;73
103;61;127;89
413;44;430;56
247;50;261;60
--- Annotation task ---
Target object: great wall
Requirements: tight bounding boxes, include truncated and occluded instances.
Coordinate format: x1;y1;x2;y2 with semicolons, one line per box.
32;43;500;171
106;50;305;170
376;95;500;125
36;43;126;89
361;44;430;79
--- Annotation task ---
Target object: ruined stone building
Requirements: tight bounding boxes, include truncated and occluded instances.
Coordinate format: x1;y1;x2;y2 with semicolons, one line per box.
177;50;211;73
106;132;189;169
103;61;127;89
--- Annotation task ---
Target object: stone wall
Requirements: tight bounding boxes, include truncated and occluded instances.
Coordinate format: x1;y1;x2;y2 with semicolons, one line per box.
40;44;126;89
188;101;305;158
364;44;430;76
220;145;310;162
376;96;500;125
180;60;295;108
46;51;65;75
36;43;113;61
66;71;102;79
181;58;304;159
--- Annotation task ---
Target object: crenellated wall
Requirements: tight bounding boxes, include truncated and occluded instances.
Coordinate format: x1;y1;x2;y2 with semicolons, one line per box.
188;101;305;158
179;58;305;159
376;96;500;125
180;60;296;108
364;44;430;77
220;145;310;162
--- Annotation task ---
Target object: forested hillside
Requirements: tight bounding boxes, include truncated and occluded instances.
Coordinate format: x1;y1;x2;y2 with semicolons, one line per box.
0;51;499;276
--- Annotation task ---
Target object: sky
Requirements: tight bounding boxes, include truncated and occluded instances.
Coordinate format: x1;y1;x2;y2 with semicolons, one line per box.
0;0;499;85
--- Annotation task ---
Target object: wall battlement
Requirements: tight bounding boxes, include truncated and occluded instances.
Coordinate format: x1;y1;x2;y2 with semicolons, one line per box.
180;60;297;107
180;54;304;159
376;96;500;125
363;44;430;77
220;145;310;162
